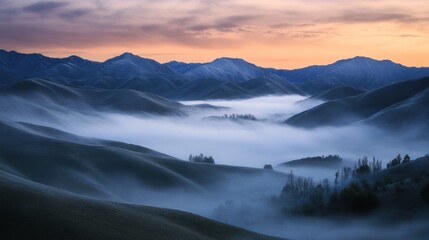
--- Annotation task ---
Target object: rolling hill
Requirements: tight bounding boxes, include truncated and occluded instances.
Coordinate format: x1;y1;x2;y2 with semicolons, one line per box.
0;79;222;124
285;76;429;132
0;168;284;240
279;155;343;168
0;120;288;204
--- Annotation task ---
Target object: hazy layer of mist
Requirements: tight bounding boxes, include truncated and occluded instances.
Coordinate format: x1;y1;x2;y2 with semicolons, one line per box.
57;95;429;180
2;94;429;239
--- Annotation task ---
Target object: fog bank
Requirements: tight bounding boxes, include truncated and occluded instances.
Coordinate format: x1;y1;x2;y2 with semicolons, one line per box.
56;95;429;179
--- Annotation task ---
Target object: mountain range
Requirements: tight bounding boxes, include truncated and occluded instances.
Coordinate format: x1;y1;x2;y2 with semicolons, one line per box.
2;50;429;99
272;56;429;94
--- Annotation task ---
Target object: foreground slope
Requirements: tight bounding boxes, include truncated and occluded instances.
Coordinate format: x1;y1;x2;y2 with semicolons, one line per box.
0;171;283;240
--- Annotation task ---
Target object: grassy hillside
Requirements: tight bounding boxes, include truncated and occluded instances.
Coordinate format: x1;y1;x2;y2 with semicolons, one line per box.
285;77;429;129
0;120;287;203
0;171;284;240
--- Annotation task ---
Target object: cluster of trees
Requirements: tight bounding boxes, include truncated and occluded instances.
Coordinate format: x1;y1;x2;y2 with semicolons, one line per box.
188;154;215;164
280;170;379;215
263;164;273;170
280;156;385;215
335;156;382;185
223;113;257;121
328;182;379;213
279;172;332;214
321;154;340;159
278;153;425;216
387;154;411;168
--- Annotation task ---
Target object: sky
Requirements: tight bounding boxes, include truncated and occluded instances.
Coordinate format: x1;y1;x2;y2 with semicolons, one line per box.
1;0;429;68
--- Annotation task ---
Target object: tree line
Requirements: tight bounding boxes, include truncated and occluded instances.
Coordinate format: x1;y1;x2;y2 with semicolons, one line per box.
222;113;257;120
277;153;414;215
188;153;215;164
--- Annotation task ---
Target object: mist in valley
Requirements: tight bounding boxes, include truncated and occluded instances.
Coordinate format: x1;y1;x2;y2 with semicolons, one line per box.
55;95;428;174
2;94;429;239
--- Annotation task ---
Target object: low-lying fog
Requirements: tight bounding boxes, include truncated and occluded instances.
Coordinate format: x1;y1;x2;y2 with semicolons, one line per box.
5;94;429;239
61;95;428;179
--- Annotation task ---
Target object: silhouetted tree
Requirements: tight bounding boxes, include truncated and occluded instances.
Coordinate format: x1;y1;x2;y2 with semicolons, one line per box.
353;156;371;176
335;171;340;186
387;154;402;168
340;167;352;183
369;157;382;172
402;154;411;164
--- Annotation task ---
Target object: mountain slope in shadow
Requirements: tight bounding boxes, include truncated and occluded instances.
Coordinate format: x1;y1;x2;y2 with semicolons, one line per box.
168;77;304;100
285;77;429;131
0;79;223;124
273;56;429;94
310;86;366;101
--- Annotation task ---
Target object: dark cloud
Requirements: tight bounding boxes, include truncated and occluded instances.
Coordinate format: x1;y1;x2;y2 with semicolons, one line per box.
0;0;427;51
325;10;429;24
139;23;239;47
170;15;259;33
23;1;69;15
59;8;91;20
269;23;315;29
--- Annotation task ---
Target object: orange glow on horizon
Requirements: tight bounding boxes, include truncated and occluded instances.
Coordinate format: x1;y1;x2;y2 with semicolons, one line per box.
2;0;428;69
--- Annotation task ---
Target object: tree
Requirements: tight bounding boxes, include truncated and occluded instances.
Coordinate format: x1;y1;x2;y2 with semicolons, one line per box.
340;167;352;183
335;171;340;186
369;157;382;172
402;154;411;164
353;156;370;176
387;154;402;168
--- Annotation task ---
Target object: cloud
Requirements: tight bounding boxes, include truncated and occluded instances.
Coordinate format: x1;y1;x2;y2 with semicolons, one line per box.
22;1;69;15
325;10;429;24
59;8;91;20
1;0;428;67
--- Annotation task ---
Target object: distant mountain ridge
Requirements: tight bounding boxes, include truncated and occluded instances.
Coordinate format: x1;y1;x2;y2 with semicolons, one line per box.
272;56;429;94
168;57;285;82
2;50;429;99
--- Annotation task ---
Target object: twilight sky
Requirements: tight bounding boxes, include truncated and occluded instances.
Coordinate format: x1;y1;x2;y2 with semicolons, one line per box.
1;0;428;68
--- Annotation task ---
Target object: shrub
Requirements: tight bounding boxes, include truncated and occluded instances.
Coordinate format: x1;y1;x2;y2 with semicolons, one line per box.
421;183;429;203
395;184;402;193
328;183;379;213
